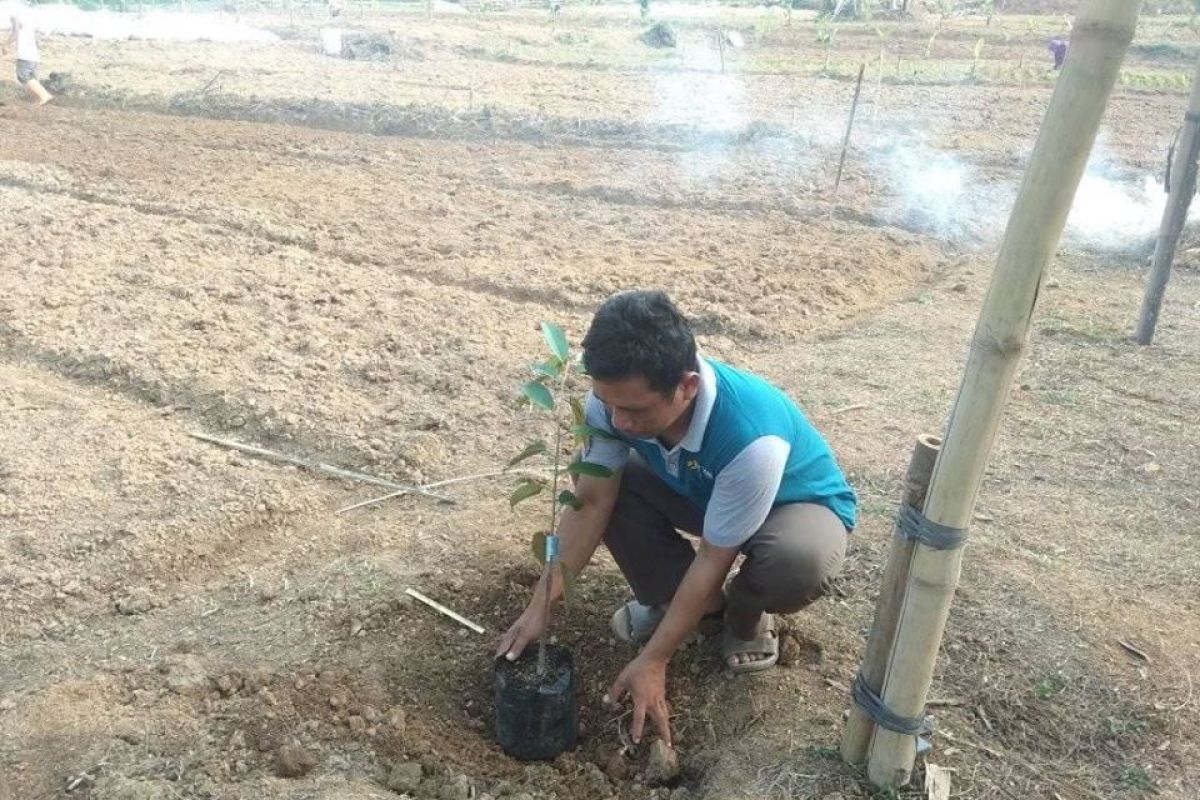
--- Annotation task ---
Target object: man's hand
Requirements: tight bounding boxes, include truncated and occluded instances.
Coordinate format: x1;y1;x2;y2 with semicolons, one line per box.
605;654;672;747
495;595;548;661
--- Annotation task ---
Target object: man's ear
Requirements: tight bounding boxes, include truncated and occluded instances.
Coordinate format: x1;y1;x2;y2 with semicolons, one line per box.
677;371;701;401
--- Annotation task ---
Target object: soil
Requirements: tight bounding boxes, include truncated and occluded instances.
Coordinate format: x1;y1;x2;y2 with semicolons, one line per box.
2;4;1199;800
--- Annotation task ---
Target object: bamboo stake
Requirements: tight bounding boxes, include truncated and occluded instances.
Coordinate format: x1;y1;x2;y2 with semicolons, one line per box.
189;432;453;504
841;434;941;764
1135;57;1200;345
834;64;866;194
864;0;1140;787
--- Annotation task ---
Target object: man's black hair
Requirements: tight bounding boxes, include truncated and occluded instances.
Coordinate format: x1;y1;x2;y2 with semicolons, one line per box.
582;290;697;394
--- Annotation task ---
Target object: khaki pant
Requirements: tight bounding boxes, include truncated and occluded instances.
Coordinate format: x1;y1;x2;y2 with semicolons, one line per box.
602;456;848;623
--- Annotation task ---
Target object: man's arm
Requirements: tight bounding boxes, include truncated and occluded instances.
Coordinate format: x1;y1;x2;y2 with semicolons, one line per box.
606;437;790;745
537;471;622;602
644;539;737;660
605;539;737;747
495;471;621;659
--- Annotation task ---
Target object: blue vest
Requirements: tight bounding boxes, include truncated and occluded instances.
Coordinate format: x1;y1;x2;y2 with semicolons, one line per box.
608;360;857;531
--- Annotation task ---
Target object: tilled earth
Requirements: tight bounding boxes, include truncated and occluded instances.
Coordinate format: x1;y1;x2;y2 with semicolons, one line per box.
2;7;1199;800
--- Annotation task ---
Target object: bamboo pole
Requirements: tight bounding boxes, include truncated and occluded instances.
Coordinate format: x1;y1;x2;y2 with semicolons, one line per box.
864;0;1140;788
834;63;867;193
841;434;941;764
1135;57;1200;345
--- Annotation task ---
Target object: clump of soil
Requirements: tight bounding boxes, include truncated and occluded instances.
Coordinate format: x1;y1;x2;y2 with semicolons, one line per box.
43;71;75;95
640;23;677;49
275;743;316;778
341;32;393;61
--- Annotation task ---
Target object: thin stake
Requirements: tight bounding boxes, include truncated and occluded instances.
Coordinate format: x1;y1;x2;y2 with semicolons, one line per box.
1136;57;1200;345
335;468;547;514
834;63;866;194
717;29;726;74
189;432;453;504
405;588;485;634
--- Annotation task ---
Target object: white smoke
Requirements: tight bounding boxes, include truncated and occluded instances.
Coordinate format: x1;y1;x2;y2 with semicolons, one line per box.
871;136;1013;241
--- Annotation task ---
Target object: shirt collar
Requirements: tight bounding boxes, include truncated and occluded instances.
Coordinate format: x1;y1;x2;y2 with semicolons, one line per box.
677;357;716;453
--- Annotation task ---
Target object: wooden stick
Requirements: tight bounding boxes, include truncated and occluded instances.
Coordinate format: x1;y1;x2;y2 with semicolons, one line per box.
840;434;940;765
865;1;1139;788
405;588;485;634
834;63;866;194
188;432;453;504
336;468;549;514
831;403;869;415
1135;57;1200;345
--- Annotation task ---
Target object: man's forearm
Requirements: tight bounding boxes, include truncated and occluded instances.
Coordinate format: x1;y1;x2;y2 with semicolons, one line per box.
642;544;736;662
542;503;610;601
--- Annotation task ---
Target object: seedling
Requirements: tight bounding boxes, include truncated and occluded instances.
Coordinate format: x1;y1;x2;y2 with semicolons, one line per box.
509;322;615;675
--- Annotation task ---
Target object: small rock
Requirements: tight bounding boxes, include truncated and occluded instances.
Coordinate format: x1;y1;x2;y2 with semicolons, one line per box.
644;740;680;787
275;743;316;778
386;761;423;795
952;282;968;293
441;774;472;800
604;751;630;782
0;698;15;713
160;654;209;697
669;789;692;800
114;590;155;616
215;672;244;697
111;721;143;745
348;715;366;735
386;705;408;733
229;729;246;749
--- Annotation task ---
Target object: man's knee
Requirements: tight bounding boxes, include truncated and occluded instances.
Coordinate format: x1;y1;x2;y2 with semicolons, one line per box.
738;506;846;613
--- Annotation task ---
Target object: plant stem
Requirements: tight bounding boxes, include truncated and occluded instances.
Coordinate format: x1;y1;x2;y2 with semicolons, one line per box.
537;374;567;677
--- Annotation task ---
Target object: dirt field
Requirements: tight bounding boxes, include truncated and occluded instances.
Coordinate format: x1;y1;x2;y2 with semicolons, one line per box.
2;3;1199;799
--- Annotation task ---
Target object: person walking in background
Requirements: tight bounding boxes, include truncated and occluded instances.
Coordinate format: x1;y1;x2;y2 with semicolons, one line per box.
5;3;53;105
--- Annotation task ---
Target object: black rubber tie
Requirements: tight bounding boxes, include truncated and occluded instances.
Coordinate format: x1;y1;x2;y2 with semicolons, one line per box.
895;504;968;551
852;672;933;736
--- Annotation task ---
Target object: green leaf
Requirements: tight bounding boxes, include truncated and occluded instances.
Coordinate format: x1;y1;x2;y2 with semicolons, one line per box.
532;360;563;379
567;461;614;479
569;396;585;428
508;440;547;468
521;380;554;410
557;489;583;511
509;480;544;509
541;322;569;364
531;531;547;565
571;424;616;442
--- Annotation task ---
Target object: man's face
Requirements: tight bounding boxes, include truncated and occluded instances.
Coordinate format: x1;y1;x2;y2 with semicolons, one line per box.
592;372;700;440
